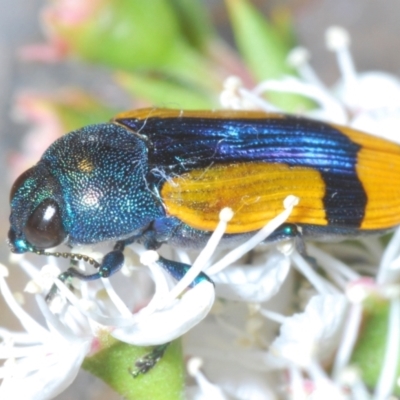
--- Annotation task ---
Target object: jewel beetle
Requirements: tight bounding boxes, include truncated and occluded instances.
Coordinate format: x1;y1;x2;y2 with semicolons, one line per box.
8;108;400;286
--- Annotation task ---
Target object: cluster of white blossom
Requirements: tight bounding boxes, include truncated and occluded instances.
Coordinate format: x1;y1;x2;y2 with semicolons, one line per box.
2;27;400;399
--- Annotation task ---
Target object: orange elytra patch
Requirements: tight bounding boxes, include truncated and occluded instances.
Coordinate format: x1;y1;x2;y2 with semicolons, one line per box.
161;162;327;233
336;125;400;230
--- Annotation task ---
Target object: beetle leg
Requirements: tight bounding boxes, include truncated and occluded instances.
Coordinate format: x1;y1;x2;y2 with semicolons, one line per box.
97;241;126;278
126;245;213;376
136;217;183;250
156;255;213;286
46;241;126;301
265;223;300;242
129;343;170;377
269;223;317;267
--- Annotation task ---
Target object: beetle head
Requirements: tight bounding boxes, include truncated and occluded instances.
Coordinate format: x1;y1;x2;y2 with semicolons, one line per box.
8;163;66;254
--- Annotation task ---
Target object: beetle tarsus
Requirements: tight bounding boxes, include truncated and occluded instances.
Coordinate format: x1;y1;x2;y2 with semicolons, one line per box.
129;343;170;377
45;259;78;302
45;242;126;301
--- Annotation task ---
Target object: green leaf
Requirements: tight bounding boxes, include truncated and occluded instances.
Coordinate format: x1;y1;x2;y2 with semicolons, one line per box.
55;0;221;91
68;0;183;69
115;71;217;109
17;90;116;133
83;334;185;400
269;6;297;49
350;295;400;394
170;0;216;50
225;0;313;111
54;96;117;131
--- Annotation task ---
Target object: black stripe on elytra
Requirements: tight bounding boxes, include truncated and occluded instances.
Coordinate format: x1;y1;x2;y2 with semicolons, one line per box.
117;114;367;227
320;170;366;227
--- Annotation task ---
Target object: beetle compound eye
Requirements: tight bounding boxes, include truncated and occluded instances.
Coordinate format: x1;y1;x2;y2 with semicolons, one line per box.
9;167;36;203
24;199;66;249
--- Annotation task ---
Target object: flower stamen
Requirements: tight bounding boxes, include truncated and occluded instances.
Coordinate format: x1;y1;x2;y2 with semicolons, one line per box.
187;357;228;400
207;195;299;275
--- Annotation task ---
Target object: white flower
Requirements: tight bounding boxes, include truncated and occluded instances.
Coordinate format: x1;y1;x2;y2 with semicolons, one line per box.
1;197;301;398
270;294;348;367
186;358;228;400
216;25;400;398
211;249;290;302
0;264;91;400
5;24;400;399
221;26;400;144
112;199;299;345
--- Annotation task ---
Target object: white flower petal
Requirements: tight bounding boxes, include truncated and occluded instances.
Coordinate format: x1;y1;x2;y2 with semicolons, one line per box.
187;358;228;400
112;281;215;345
213;251;290;302
201;357;277;400
0;339;90;400
186;305;280;372
351;106;400;143
0;262;95;398
270;294;348;366
0;275;50;340
335;72;400;112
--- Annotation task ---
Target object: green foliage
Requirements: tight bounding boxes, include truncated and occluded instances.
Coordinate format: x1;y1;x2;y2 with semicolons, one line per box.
225;0;313;111
40;0;314;110
83;333;185;400
351;295;400;394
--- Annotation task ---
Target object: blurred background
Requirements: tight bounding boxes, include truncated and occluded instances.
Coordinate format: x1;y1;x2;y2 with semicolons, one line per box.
1;0;400;398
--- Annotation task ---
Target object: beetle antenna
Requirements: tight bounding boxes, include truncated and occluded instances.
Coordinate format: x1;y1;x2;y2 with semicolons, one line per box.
32;250;101;268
